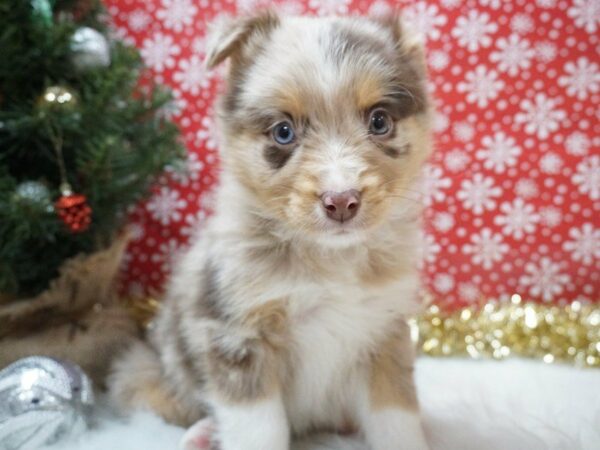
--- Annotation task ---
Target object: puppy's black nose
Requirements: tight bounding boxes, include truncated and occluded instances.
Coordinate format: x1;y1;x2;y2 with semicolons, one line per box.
321;190;361;223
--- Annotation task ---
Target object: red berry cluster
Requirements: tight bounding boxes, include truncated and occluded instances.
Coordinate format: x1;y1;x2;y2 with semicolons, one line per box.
55;193;92;233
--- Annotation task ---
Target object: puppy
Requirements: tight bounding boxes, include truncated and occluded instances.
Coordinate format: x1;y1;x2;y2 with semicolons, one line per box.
110;10;432;450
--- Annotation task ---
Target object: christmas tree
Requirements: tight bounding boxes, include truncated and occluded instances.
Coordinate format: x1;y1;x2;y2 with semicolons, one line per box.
0;0;183;298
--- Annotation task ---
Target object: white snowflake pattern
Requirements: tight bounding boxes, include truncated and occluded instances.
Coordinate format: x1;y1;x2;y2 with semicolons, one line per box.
539;152;563;174
151;239;185;273
459;283;481;302
308;0;350;15
433;212;455;233
520;258;571;302
367;0;392;17
420;165;452;206
174;55;210;95
159;90;187;119
457;174;502;214
196;116;220;151
420;233;441;264
141;32;180;72
514;93;566;139
572;155;600;200
490;34;534;76
563;223;600;265
494;198;539;239
558;57;600;100
180;209;210;238
441;0;461;8
278;0;306;15
515;179;539;199
403;2;447;41
565;131;591;156
457;65;504;108
128;9;151;32
534;41;557;63
445;149;470;172
462;228;509;270
146;188;187;225
480;0;502;9
433;273;454;294
166;152;204;186
568;0;600;33
539;206;563;227
452;10;498;52
536;0;557;7
429;50;450;71
453;122;475;142
476;132;521;173
510;13;534;34
156;0;197;32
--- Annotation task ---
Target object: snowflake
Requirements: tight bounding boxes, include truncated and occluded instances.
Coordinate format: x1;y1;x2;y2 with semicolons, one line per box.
174;55;210;95
459;283;480;302
429;50;450;71
572;155;600;200
453;122;475;142
368;0;392;17
156;0;198;32
494;198;539;239
568;0;600;33
457;65;504;108
181;209;210;238
166;152;204;186
308;0;350;15
510;13;534;34
476;132;521;173
539;152;563;174
128;222;146;241
515;179;539;199
565;131;591;156
514;93;566;140
419;165;452;206
433;273;454;294
191;37;206;55
558;57;600;100
445;149;470;172
441;0;461;8
141;33;181;72
433;212;455;233
146;188;187;225
452;10;498;52
159;91;187;119
520;258;570;302
278;0;306;15
196;116;220;151
420;233;441;264
490;34;534;76
479;0;502;9
462;228;509;270
129;9;151;32
539;206;562;228
563;223;600;265
457;174;502;215
403;2;447;41
151;239;184;273
534;41;557;63
433;112;450;132
536;0;557;6
237;0;263;13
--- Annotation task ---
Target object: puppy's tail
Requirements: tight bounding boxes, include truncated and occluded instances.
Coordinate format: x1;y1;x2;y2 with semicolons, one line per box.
108;340;195;426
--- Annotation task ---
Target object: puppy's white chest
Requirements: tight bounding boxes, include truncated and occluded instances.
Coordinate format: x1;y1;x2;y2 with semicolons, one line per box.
284;286;394;432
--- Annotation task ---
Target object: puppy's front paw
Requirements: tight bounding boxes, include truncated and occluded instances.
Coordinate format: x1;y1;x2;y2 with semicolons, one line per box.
180;418;217;450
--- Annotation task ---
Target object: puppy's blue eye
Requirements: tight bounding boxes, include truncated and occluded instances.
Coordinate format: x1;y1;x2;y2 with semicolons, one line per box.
369;110;392;136
272;121;295;145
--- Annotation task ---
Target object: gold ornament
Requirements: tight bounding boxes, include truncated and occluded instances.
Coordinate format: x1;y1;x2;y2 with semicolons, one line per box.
411;295;599;368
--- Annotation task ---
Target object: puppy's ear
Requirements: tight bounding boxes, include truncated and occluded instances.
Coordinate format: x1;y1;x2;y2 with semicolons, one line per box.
376;13;427;75
205;10;280;69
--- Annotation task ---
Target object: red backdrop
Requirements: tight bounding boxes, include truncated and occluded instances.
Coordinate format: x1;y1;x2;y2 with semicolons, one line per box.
105;0;600;309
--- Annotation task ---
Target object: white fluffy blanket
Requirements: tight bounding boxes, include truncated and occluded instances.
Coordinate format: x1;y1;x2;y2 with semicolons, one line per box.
43;358;600;450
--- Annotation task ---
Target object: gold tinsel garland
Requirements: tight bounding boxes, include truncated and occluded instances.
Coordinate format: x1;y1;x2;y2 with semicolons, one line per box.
411;295;600;368
125;294;600;368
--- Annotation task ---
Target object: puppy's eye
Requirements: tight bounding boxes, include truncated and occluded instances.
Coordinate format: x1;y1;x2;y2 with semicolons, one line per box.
368;109;392;136
272;121;295;145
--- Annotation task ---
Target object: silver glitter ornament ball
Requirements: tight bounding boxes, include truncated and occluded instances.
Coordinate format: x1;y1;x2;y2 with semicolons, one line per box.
70;27;111;71
13;181;53;212
0;357;94;450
